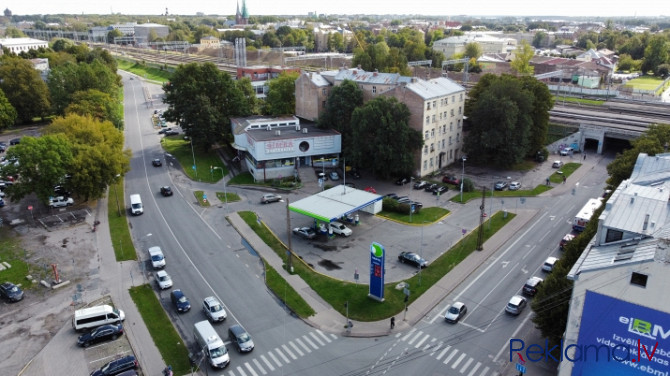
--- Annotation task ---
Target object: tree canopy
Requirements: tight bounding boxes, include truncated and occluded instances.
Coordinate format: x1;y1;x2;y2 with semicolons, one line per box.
0;88;18;129
317;80;364;160
349;96;423;178
0;57;51;123
510;40;535;75
264;71;300;116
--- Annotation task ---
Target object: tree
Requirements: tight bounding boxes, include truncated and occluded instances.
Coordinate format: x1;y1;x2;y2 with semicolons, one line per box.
0;58;51;123
464;42;482;59
43;114;131;201
616;54;636;72
606;124;670;188
519;76;554;157
349;96;423;179
235;77;259;115
162;62;250;150
65;89;123;129
2;135;73;204
317;80;364;159
0;88;17;130
532;31;548;48
510;40;535;75
48;59;120;116
642;35;669;75
264;71;299;116
107;29;123;44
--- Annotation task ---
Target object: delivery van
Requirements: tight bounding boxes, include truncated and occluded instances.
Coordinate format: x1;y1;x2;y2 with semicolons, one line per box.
72;304;125;332
194;321;230;369
129;194;143;215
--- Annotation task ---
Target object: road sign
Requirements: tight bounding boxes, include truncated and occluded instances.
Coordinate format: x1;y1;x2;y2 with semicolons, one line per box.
516;363;526;373
28;205;33;211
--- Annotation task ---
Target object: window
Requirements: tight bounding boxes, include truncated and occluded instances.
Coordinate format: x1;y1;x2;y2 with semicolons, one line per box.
444;111;447;118
439;113;443;120
458;119;461;128
424;145;428;155
433;100;437;108
432;115;436;123
449;136;452;145
451;109;455;117
430;157;433;167
452;95;455;103
423;160;427;170
442;139;445;148
457;133;460;142
443;125;446;133
427;102;431;110
372;86;377;94
322;100;326;108
431;129;435;138
460;93;464;101
425;117;430;125
424;131;429;140
605;229;623;243
459;107;462;115
430;143;434;152
450;123;453;131
630;272;648;288
322;89;327;95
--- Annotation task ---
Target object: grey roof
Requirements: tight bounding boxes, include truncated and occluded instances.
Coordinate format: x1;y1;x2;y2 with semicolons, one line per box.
303;72;330;87
333;68;412;85
568;236;661;279
289;185;382;222
404;77;465;100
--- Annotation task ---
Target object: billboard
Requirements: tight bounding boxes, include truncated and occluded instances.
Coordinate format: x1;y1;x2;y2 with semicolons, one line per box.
369;242;385;301
571;291;670;375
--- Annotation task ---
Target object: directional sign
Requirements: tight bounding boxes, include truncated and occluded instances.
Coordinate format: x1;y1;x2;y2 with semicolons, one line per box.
516;363;526;373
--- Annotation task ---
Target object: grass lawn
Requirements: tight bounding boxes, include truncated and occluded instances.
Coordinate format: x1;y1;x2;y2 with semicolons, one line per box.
624;76;665;91
216;192;241;202
238;210;514;321
108;178;136;261
160;137;227;183
129;284;190;374
550;162;581;184
378;207;449;223
228;171;302;189
263;260;315;318
553;96;604;106
0;229;34;290
194;191;210;207
452;184;552;203
116;59;172;83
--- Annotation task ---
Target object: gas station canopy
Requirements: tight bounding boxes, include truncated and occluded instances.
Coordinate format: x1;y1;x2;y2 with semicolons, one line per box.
289;185;383;222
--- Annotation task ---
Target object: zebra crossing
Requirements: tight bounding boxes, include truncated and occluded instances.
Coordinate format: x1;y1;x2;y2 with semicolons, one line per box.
398;328;499;376
221;329;338;376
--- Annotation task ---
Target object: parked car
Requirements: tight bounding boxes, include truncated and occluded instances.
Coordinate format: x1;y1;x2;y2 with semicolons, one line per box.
260;193;282;204
160;186;173;196
542;256;559;272
330;221;352;237
424;183;438;192
560;232;576;250
552;160;563;168
522;277;544;296
165;130;180;136
158;127;172;134
505;295;527;315
364;186;377;194
0;198;5;207
395;177;411;185
203;296;227;322
329;171;340;180
316;172;327;181
509;181;521;191
398;251;427;268
170;289;191;313
77;324;124;347
155;270;173;289
0;281;24;302
49;196;74;208
444;302;467;323
413;180;428;190
560;147;573;156
432;186;448;195
442;175;461;185
90;355;138;376
293;227;316;239
54;185;71;197
9;138;21;145
152;158;162;167
396;196;411;204
494;181;508;191
385;193;399;200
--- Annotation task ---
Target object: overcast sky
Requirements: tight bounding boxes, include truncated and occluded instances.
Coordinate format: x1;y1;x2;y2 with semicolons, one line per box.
3;0;667;18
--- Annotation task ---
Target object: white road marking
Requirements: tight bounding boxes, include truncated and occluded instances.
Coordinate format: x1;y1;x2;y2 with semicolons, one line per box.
252;359;267;375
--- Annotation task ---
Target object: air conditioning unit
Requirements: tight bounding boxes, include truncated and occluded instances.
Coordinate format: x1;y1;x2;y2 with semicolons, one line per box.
266;125;271;131
295;125;301;131
302;128;308;134
275;130;281;136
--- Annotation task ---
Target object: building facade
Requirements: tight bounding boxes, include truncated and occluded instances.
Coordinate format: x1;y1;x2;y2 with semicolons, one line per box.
432;33;517;58
0;37;48;54
560;153;670;376
231;116;341;182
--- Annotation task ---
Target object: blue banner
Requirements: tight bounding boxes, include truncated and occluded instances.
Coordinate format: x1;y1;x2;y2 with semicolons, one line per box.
369;242;385;301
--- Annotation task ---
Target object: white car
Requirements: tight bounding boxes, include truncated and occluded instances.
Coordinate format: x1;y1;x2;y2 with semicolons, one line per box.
330;221;352;237
49;196;74;208
155;270;173;289
542;256;559;272
148;246;166;269
509;181;521;191
203;296;227;322
552;160;563;168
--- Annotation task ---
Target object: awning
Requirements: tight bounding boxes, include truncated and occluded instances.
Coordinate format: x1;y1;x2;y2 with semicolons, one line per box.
289;185;383;222
230;142;247;151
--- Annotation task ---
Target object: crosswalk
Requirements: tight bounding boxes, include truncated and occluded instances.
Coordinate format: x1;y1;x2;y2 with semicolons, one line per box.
221;329;338;376
398;328;499;376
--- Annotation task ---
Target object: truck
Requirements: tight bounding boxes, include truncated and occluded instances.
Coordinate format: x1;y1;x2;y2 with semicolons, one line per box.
194;321;230;369
573;198;603;232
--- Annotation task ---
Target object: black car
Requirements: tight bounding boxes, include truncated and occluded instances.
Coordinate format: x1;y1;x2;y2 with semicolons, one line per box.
9;138;21;145
522;277;544;297
424;183;438;192
494;181;508;191
90;355;138;376
77;324;124;347
170;289;191;312
160;186;173;196
157;127;171;134
54;185;71;197
152;158;162;167
398;251;427;268
395;177;411;185
165;130;180;136
385;193;399;200
432;185;448;195
0;281;24;302
413;181;428;190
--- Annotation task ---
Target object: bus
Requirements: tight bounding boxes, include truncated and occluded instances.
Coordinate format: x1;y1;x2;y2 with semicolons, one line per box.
573;198;603;232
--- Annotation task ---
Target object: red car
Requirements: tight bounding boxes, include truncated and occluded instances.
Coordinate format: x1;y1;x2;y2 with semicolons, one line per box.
442;175;461;185
364;186;377;193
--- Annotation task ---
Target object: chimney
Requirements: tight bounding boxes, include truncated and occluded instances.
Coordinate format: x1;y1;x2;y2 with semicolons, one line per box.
643;214;650;231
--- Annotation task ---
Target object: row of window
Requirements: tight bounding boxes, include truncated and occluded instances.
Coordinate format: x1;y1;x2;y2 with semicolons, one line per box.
423;134;460;155
426;108;462;125
424;120;462;140
422;149;456;170
426;94;464;110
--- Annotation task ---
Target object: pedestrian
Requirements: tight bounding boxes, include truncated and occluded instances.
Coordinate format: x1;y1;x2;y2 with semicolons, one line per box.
583;154;587;161
390;317;395;329
563;175;567;184
546;178;550;186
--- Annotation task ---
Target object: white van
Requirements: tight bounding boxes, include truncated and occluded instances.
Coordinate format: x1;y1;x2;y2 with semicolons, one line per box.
194;320;230;369
148;246;166;269
129;194;143;215
72;304;125;332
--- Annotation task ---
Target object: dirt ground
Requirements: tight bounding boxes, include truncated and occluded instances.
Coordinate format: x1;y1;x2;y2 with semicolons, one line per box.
0;197;100;375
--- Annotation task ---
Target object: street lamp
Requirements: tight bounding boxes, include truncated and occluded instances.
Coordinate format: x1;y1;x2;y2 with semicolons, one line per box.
460;156;466;202
190;138;197;180
409;177;414;223
113;174;121;216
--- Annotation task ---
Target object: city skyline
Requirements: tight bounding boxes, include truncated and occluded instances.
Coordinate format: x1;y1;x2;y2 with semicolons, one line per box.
2;0;668;19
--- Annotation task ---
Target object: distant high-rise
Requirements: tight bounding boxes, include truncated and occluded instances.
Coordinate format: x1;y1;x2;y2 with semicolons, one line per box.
235;0;249;25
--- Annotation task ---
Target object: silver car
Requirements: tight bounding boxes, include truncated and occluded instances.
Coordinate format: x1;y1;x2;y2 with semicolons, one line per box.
203;296;227;322
505;295;527;315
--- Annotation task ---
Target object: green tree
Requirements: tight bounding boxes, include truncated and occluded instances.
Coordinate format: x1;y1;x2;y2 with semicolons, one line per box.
0;88;17;130
65;89;123;129
264;71;299;116
616;54;636;72
44;114;131;201
464;42;482;59
510;40;535;75
328;32;345;52
519;76;554;157
349;96;423;178
107;29;124;44
48;59;120;116
641;35;669;75
162;62;250;150
0;58;51;123
606;124;670;188
235;77;259;115
532;31;548;48
317;80;364;159
2;134;73;204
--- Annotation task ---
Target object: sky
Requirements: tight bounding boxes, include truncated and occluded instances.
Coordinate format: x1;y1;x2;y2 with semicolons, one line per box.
3;0;668;18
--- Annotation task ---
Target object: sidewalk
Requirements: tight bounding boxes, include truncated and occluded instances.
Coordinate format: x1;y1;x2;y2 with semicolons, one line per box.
228;207;538;337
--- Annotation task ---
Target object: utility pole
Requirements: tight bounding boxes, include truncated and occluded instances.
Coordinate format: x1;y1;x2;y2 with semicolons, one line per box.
286;197;293;273
476;186;486;251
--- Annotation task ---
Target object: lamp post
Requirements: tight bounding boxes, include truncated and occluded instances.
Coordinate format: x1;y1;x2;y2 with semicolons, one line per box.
113;174;121;216
190;138;197;179
409;177;414;223
460;156;466;202
212;167;226;211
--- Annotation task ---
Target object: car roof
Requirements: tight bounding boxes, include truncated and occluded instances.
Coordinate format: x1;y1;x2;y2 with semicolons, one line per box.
526;276;543;285
172;289;184;296
545;257;558;263
509;295;525;304
204;296;220;305
452;301;465;309
156;270;168;277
